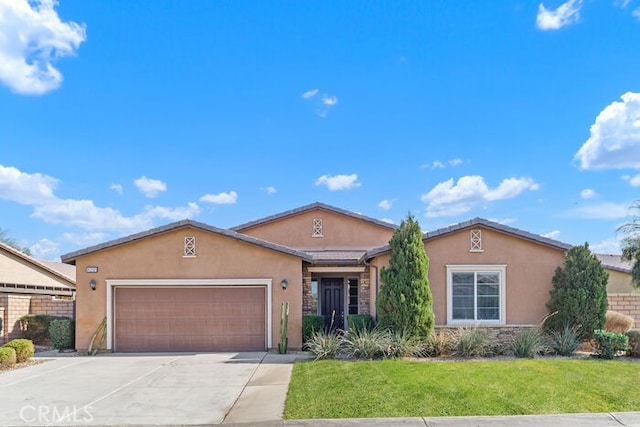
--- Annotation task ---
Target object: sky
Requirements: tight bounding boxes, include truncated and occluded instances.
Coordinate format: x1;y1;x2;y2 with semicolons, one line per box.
1;0;640;261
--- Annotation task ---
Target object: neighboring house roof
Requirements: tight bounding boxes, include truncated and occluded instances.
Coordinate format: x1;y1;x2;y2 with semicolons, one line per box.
596;254;633;274
0;241;76;289
231;201;397;232
60;219;313;264
366;217;572;259
38;260;77;282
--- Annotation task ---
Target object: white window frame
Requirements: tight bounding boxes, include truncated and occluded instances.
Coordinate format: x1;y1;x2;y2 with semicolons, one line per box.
446;265;506;326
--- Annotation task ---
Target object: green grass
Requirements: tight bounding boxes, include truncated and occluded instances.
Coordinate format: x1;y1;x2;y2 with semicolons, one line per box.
284;359;640;419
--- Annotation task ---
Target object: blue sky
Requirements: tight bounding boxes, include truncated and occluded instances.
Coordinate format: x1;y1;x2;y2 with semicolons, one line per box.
1;0;639;260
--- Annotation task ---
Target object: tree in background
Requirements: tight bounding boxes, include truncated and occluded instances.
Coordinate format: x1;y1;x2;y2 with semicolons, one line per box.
618;200;640;287
545;243;608;339
0;228;31;256
376;214;434;337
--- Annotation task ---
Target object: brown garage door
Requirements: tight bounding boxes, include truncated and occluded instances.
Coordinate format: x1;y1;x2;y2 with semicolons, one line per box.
114;287;266;352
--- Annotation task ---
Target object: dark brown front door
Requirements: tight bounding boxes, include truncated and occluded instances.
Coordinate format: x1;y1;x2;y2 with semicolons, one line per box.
321;278;344;331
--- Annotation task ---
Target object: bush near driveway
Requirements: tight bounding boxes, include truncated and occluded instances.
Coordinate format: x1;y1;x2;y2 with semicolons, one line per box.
593;330;629;359
3;339;35;363
285;359;640;419
19;315;68;345
49;318;75;350
627;330;640;357
0;347;17;368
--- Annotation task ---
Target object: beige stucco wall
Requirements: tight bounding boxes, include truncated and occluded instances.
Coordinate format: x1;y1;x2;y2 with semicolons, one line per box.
606;269;639;294
73;225;303;351
369;227;567;325
239;208;394;249
0;250;74;288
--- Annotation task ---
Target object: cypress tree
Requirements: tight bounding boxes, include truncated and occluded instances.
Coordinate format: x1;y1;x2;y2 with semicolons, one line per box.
376;214;434;337
545;243;609;339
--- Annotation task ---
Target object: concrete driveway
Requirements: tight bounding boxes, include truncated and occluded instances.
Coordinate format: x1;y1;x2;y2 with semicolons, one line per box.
0;352;299;426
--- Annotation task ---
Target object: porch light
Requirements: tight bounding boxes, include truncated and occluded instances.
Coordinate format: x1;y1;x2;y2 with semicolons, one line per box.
89;279;97;291
281;279;288;290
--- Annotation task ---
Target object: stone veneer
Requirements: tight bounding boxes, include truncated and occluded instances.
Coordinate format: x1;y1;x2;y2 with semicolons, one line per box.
608;293;640;330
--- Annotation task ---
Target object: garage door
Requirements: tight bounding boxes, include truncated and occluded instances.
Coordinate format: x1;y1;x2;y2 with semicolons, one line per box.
114;287;266;352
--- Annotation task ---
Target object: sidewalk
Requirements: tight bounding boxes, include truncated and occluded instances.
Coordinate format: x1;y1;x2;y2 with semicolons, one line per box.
228;412;640;426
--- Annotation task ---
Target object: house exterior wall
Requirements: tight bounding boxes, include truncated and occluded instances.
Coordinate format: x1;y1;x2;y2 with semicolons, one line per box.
606;269;639;294
369;227;567;326
0;250;73;288
608;293;640;330
74;226;303;352
238;208;394;249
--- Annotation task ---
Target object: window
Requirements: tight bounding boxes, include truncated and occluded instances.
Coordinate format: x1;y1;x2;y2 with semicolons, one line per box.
447;265;506;325
470;230;482;251
311;278;319;313
312;218;323;237
348;278;358;315
184;236;196;257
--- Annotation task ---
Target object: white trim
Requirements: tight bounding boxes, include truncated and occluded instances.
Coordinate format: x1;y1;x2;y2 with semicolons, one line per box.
105;278;272;351
308;266;366;273
446;265;506;326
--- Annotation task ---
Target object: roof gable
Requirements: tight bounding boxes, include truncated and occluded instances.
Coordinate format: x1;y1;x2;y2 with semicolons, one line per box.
231;202;397;232
61;219;313;263
366;217;572;259
0;241;76;287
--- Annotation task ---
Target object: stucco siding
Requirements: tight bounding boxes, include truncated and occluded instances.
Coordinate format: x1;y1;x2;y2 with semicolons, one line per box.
0;251;73;288
606;269;639;294
74;226;303;351
239;208;393;249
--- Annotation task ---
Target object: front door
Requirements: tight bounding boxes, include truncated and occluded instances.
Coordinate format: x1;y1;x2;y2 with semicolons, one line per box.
321;278;344;331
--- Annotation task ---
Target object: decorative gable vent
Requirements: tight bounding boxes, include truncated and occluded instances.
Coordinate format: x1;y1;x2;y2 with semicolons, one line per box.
184;236;196;257
312;218;323;237
470;230;482;252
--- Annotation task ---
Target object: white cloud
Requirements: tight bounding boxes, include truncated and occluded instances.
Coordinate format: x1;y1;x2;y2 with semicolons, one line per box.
301;88;319;99
432;161;445;169
380;218;395;225
262;186;277;195
0;0;86;95
378;199;392;210
322;95;338;106
62;231;108;246
110;183;123;194
543;230;561;240
580;188;597;199
568;202;630;219
575;92;640;170
421;159;463;169
449;158;463;167
536;0;583;30
315;174;361;191
633;7;640;20
589;236;623;254
488;217;517;225
199;191;238;205
623;174;640;186
29;238;59;260
134;176;167;198
421;175;539;218
0;164;201;234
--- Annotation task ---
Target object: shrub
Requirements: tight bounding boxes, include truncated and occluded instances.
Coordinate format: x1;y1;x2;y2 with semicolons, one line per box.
423;330;455;357
626;330;640;357
20;314;66;344
3;338;35;363
346;314;375;334
544;244;609;340
342;328;387;359
385;329;423;358
455;327;490;358
0;347;16;368
306;330;343;360
49;318;75;350
302;315;325;344
604;311;634;334
593;330;629;359
510;328;545;358
545;324;581;356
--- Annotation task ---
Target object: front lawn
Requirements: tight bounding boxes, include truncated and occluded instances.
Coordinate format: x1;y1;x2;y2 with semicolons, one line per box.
284;359;640;419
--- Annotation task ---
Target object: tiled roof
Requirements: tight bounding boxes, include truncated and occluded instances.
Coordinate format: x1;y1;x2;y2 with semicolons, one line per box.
0;241;76;287
595;254;633;274
304;249;368;265
61;219;313;263
38;260;77;282
366;217;572;259
231;202;397;232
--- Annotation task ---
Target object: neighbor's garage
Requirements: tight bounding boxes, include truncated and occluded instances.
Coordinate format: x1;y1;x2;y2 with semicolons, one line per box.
114;286;266;352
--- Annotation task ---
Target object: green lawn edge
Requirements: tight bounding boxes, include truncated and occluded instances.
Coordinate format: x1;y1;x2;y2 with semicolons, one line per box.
284;358;640;419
